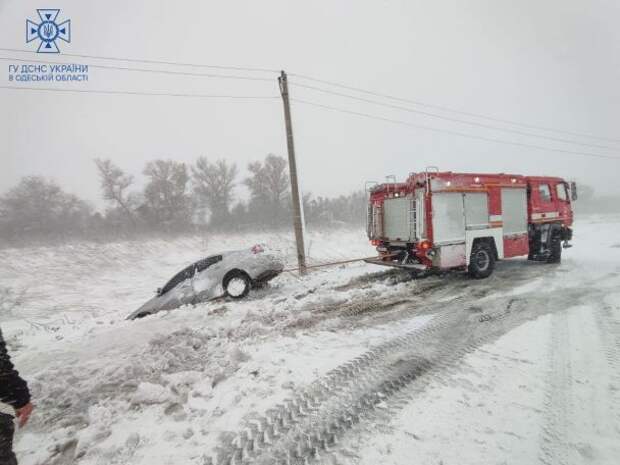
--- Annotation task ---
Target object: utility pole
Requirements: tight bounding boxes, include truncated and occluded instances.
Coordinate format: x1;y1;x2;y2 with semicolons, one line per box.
278;70;307;275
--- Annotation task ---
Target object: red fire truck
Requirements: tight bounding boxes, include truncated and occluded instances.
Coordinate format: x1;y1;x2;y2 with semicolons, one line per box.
365;169;577;278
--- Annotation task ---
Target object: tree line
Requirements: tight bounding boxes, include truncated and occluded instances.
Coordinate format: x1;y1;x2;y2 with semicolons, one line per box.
0;154;367;246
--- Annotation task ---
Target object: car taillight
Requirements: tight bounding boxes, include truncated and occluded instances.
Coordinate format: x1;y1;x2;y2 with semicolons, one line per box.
251;244;264;254
371;239;381;246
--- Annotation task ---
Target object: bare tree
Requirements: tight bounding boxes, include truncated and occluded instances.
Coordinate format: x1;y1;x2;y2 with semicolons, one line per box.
304;190;366;227
191;157;237;227
244;154;290;225
0;176;92;241
142;159;192;229
94;158;137;226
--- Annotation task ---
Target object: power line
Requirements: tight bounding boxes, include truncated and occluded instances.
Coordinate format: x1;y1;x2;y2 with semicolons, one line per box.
0;47;279;74
289;72;620;145
5;46;614;146
291;81;619;152
0;56;274;82
0;85;280;100
291;97;620;161
4;87;613;159
4;48;615;149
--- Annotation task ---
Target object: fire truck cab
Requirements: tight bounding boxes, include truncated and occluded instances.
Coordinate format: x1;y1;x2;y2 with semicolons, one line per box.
366;170;576;278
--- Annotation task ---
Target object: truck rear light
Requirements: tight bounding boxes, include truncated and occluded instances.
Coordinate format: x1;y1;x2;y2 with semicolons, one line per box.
419;240;432;250
251;244;264;254
371;239;381;246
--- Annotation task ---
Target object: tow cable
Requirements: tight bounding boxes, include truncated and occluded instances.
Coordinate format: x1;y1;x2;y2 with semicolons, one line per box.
281;255;395;274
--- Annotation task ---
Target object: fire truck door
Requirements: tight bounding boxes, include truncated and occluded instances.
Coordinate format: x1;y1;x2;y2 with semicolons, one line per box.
553;182;572;224
530;181;558;222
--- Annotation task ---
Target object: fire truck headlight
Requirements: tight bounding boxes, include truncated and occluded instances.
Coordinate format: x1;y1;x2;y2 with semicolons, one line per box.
445;181;452;187
474;177;480;183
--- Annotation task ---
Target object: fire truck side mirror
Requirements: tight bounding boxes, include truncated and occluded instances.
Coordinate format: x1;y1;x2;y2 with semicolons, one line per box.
570;181;578;201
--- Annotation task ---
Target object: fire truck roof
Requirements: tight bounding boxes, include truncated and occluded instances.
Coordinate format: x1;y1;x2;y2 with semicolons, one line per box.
368;172;568;196
524;175;567;183
408;171;527;187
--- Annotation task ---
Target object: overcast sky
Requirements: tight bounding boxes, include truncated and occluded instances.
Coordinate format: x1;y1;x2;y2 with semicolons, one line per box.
1;0;619;209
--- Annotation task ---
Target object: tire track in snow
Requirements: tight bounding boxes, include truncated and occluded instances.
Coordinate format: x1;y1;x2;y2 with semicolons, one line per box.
212;282;589;465
594;300;620;432
210;309;464;465
539;310;573;465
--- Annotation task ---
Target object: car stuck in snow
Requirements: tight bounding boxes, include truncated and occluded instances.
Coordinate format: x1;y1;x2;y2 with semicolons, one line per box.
127;244;284;319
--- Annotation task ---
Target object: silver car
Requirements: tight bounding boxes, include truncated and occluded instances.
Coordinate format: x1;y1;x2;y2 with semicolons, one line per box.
127;245;284;319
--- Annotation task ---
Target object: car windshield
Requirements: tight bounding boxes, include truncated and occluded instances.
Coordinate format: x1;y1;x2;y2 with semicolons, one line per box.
159;255;222;295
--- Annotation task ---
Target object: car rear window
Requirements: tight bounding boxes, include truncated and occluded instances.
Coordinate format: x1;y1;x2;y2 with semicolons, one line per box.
160;255;222;295
195;255;222;272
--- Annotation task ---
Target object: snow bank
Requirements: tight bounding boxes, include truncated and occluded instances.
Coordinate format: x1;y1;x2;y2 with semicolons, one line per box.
3;216;619;465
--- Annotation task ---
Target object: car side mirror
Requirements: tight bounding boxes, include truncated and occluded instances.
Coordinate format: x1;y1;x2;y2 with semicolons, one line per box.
570;181;578;201
156;287;162;295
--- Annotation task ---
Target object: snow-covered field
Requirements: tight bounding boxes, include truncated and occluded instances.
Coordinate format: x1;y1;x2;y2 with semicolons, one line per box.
1;217;619;465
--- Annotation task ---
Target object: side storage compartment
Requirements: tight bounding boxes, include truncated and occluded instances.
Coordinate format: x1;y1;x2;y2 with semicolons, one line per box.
383;197;415;242
432;192;465;244
501;187;529;258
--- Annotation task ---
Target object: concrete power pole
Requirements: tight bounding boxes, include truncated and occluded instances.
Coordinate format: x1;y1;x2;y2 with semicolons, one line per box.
278;70;307;275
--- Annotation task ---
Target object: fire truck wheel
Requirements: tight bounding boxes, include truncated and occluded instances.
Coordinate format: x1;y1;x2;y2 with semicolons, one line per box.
546;235;562;264
468;242;495;279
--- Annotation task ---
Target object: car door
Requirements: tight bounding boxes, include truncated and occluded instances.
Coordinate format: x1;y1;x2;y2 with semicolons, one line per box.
190;255;224;301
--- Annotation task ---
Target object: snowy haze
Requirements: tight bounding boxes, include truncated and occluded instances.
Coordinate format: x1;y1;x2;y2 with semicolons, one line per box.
1;0;620;207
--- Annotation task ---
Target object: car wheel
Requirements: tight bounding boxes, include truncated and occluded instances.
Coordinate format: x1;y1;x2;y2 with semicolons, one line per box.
468;242;495;279
224;271;251;299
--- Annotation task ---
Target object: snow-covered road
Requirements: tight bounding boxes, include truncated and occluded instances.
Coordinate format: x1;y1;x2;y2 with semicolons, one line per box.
1;217;619;465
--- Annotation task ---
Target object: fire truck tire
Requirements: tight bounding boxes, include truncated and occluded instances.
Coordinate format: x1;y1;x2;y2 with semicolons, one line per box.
546;234;562;264
468;242;495;279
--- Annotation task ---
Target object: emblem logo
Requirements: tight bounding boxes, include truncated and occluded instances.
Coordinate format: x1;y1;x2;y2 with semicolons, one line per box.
26;9;71;53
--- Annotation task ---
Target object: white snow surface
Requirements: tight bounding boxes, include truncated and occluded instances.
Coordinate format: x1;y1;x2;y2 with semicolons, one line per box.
0;217;619;465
